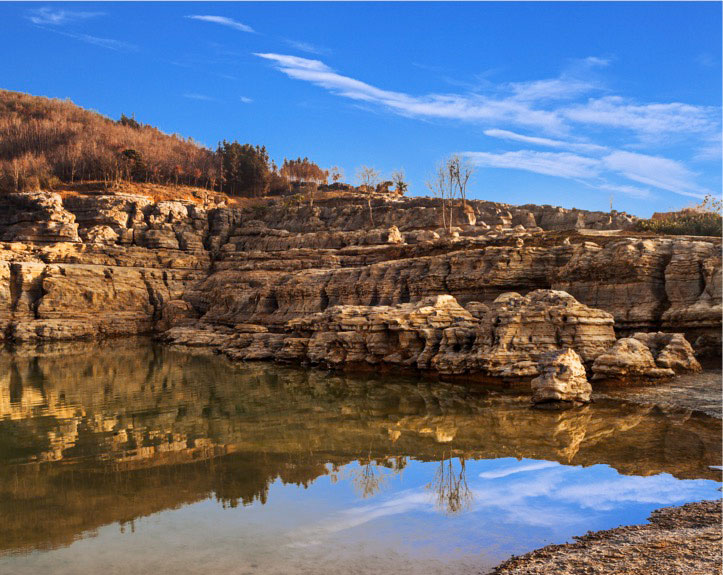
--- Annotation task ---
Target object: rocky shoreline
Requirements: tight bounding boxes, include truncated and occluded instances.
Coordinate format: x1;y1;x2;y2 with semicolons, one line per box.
492;499;722;575
1;189;719;379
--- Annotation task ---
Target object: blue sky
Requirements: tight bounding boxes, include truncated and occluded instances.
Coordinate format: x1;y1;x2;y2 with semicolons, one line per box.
1;2;720;216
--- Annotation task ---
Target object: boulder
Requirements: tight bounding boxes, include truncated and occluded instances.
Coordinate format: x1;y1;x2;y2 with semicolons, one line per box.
531;348;591;405
632;332;702;373
386;225;404;244
592;338;675;381
85;225;119;245
463;290;617;378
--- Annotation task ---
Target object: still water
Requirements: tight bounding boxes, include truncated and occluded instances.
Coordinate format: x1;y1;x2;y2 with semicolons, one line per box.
0;340;720;574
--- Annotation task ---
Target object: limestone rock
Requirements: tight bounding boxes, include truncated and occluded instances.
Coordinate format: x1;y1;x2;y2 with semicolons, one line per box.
592;338;675;381
157;299;198;332
289;295;477;369
632;332;702;373
214;290;616;380
0;190;719;364
531;348;591;405
386;226;404;244
463;290;617;378
0;192;79;243
85;225;119;245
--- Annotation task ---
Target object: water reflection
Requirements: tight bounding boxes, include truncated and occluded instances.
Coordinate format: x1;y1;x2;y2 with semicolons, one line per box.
429;456;473;514
0;340;720;573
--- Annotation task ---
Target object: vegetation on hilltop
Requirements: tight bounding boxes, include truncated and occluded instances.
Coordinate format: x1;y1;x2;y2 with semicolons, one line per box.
0;90;406;199
0;90;219;191
635;195;722;237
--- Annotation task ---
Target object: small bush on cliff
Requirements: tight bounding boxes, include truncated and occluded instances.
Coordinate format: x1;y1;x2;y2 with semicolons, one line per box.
636;195;722;237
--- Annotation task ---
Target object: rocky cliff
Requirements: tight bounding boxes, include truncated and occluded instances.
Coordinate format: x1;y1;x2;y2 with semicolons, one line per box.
0;189;719;379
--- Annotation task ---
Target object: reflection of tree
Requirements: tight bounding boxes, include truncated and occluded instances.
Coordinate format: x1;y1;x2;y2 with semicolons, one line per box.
428;455;473;514
349;453;407;498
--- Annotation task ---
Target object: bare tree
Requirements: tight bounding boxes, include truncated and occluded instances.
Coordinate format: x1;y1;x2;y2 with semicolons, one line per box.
390;169;408;195
426;160;457;233
448;154;473;210
330;165;344;184
356;165;380;227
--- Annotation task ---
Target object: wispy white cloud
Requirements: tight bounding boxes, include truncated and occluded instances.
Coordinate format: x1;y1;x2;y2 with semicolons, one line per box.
284;39;328;55
183;93;217;102
255;53;566;133
464;150;601;179
256;52;719;204
464;148;702;199
693;132;723;163
602;150;708;198
563;96;718;138
582;56;611;68
483;128;606;154
41;27;137;51
479;461;559;479
26;7;104;26
239;96;253;104
507;77;597;103
187;15;255;33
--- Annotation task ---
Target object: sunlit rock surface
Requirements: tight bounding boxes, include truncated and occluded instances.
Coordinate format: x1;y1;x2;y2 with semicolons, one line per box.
632;331;702;373
0;191;719;366
531;349;592;405
164;289;616;379
592;332;702;382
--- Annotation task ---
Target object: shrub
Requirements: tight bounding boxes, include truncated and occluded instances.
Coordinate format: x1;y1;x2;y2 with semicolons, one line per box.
636;209;722;237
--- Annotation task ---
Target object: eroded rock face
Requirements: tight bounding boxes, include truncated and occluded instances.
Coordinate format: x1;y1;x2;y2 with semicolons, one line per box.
0;192;210;342
531;349;592;405
592;338;675;381
0;190;719;365
632;332;702;373
0;192;80;243
591;331;702;382
290;294;477;369
164;290;616;380
459;290;616;378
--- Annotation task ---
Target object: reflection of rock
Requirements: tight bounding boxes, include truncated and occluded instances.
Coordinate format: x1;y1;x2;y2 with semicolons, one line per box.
0;341;720;554
531;349;591;405
1;341;718;479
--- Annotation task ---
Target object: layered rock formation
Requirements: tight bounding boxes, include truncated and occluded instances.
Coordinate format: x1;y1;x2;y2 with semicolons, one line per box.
531;349;592;405
0;189;720;379
163;289;617;379
591;331;702;382
0;191;210;341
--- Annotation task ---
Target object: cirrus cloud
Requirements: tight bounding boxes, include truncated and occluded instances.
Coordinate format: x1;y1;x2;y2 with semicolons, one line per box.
187;15;255;33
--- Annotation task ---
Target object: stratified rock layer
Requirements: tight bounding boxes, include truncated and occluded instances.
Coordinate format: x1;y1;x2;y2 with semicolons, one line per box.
592;331;702;382
164;289;616;380
531;349;592;405
0;190;719;370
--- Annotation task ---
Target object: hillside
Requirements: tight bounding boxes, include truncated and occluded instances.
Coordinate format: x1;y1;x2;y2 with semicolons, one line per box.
0;90;216;192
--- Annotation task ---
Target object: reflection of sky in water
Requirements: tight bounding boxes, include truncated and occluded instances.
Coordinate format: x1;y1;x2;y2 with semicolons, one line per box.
3;457;720;575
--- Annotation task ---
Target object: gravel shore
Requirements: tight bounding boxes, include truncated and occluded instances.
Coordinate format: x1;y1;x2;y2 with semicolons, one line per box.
492;499;722;575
